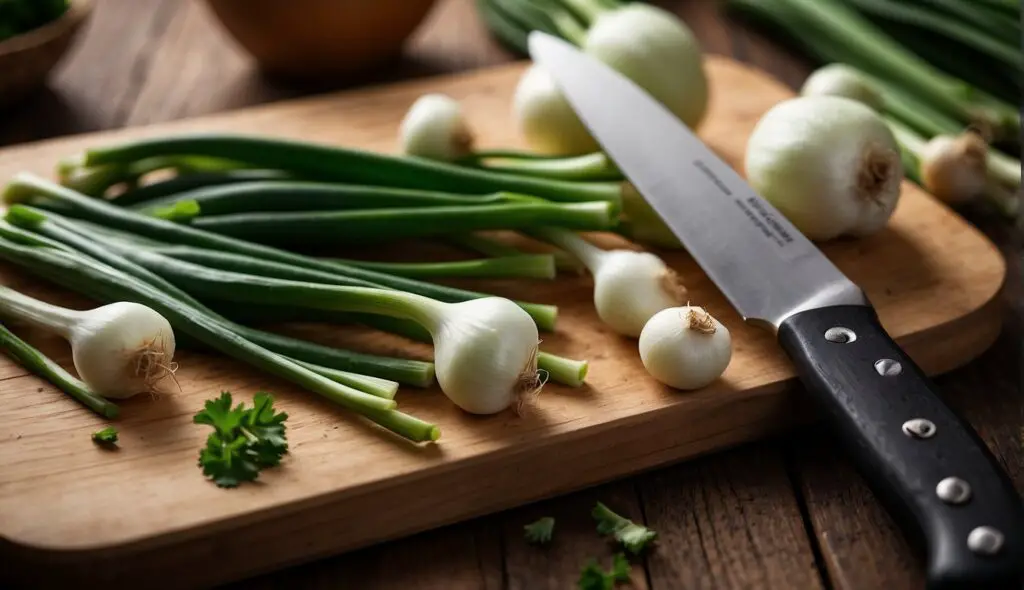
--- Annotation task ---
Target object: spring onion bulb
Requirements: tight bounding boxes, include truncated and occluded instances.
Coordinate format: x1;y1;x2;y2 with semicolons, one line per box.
425;298;542;414
800;64;885;113
744;96;903;241
513;4;707;155
532;227;685;337
400;94;475;162
584;4;708;131
919;133;989;204
638;306;731;390
0;286;176;399
514;64;601;155
886;119;1013;213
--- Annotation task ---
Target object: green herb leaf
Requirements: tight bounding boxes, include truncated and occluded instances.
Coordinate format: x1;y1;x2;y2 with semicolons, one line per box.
524;516;555;545
592;501;657;555
193;391;289;488
91;426;118;445
577;553;631;590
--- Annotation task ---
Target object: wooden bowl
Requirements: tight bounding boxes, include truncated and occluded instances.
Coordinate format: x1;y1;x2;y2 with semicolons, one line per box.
0;0;92;110
203;0;439;79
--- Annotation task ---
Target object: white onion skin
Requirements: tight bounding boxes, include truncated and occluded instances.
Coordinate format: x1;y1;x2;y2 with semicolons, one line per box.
638;306;731;390
69;302;176;399
744;96;903;241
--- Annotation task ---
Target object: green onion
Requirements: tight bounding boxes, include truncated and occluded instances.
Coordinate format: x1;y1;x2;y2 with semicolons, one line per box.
0;231;440;442
331;254;557;280
0;321;120;419
77;134;625;207
2;174;559;330
207;300;588;387
459;151;623;181
113;169;292;207
182;201;617;246
133;181;524;216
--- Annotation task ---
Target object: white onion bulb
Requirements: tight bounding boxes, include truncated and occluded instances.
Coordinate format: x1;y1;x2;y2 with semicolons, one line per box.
399;94;475;161
744;96;903;241
920;133;989;204
584;4;708;131
639;306;731;390
533;228;684;337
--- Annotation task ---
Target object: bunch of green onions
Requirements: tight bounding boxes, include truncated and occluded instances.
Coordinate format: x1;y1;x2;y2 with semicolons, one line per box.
0;132;630;442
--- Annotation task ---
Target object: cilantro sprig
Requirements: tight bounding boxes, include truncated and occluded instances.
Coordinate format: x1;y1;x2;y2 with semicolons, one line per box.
193;391;289;488
592;502;657;554
578;553;630;590
524;516;555;545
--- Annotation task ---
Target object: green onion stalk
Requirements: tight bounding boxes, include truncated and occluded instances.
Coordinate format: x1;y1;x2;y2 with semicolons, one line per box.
175;200;617;247
0;321;120;419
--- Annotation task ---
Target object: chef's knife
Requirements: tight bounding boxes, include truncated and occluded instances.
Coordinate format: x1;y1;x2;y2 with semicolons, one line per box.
528;32;1023;590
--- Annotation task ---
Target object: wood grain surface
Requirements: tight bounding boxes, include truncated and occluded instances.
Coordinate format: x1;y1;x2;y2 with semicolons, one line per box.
0;1;1020;589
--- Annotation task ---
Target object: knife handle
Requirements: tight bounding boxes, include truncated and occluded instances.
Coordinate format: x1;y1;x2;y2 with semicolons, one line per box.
778;305;1024;590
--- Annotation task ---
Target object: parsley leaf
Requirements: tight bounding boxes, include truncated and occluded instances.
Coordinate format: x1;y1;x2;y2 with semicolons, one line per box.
593;502;657;554
524;516;555;545
193;391;289;488
578;553;630;590
91;426;118;446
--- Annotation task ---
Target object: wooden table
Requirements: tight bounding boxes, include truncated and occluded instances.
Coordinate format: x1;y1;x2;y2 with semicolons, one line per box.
1;1;1020;588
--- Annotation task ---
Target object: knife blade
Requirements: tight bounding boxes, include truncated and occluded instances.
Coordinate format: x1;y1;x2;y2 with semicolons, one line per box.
528;32;1023;590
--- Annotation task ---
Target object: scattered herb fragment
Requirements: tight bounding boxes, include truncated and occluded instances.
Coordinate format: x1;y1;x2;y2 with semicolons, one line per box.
593;502;657;555
91;426;119;446
524;516;555;545
193;391;289;488
577;553;630;590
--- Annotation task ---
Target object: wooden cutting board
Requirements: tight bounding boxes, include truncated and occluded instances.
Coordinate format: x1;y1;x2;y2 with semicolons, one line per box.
0;57;1006;588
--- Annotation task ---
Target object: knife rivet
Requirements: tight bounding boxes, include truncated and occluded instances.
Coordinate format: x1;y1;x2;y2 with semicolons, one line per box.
824;327;857;343
902;418;936;439
967;526;1004;556
936;477;972;505
874;359;903;376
